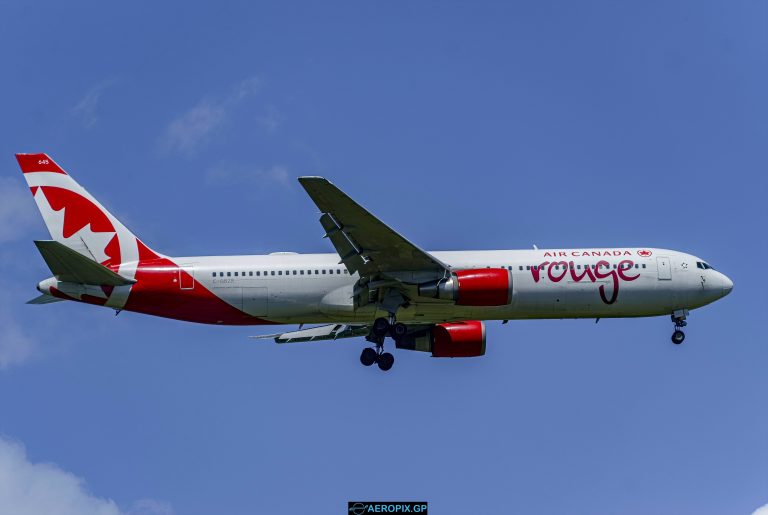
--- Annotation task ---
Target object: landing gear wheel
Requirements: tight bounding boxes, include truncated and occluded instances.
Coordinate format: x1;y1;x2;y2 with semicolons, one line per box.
360;347;377;366
390;322;408;341
671;330;685;345
377;352;395;371
372;317;390;337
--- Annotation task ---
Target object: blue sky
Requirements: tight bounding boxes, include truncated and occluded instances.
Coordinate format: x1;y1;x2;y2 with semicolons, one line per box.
1;1;766;514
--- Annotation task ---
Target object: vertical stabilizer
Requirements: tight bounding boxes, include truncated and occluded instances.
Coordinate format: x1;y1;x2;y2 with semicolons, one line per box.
15;153;161;271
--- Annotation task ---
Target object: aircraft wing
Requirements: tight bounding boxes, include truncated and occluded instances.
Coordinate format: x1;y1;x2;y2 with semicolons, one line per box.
298;177;450;276
250;324;370;343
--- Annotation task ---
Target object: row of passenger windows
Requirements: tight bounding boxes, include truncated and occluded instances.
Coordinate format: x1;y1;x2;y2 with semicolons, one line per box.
212;263;650;278
510;263;647;271
212;269;348;278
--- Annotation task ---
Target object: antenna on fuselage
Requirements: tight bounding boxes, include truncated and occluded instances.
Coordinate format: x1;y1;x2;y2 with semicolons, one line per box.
533;244;538;250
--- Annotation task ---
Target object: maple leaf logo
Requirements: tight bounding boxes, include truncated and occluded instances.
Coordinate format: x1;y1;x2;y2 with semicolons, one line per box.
637;249;652;257
33;187;122;266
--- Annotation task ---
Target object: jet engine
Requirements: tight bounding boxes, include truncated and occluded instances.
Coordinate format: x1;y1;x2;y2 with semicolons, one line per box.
418;268;512;306
395;320;486;357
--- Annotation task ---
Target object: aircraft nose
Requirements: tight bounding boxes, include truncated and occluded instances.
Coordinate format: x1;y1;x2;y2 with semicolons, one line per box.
721;274;733;296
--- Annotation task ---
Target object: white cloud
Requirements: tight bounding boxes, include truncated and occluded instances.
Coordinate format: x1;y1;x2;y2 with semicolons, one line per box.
126;499;174;515
0;436;173;515
753;503;768;515
206;163;291;189
257;104;283;132
0;293;37;370
162;76;262;155
0;176;39;243
72;81;114;128
0;178;41;369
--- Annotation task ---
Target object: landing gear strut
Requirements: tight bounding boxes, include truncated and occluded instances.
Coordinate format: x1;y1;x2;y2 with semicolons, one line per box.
671;312;687;345
362;317;398;371
360;336;395;371
371;317;390;337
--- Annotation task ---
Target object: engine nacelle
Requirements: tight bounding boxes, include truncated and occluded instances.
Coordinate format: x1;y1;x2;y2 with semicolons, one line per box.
432;321;486;357
395;321;486;358
418;268;512;306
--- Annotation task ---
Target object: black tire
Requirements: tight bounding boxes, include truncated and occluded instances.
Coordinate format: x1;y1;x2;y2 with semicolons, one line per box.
390;322;408;341
360;347;377;366
377;352;395;371
671;330;685;345
372;317;390;337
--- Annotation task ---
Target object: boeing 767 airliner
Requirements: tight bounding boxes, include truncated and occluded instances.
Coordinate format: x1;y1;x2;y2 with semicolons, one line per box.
18;153;732;371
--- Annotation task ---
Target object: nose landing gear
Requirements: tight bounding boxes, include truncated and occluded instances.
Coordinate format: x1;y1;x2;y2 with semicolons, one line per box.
670;311;688;345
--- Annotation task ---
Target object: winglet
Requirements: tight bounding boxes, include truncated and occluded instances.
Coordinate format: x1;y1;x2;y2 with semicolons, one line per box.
15;153;67;175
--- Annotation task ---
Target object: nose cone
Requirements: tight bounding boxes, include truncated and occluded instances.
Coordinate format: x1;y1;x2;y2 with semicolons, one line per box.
721;274;733;296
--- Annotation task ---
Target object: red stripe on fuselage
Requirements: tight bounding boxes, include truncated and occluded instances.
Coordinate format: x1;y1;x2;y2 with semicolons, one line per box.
120;241;274;325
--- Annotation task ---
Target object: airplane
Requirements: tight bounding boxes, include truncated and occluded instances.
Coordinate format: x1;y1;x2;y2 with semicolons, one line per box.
17;153;733;371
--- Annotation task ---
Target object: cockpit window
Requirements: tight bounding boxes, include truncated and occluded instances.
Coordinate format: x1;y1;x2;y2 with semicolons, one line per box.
696;261;716;270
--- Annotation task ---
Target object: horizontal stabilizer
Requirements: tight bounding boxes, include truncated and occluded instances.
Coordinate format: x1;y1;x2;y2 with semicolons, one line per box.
34;240;135;286
26;294;65;305
250;324;369;343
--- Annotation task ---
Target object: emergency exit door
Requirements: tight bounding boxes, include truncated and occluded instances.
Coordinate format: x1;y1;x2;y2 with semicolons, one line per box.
179;265;195;289
657;257;672;280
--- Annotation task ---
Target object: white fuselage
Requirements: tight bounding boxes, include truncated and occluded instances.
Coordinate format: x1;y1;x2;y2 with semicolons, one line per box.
169;247;732;325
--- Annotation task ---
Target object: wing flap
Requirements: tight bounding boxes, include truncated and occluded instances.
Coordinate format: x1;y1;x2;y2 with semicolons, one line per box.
250;324;369;343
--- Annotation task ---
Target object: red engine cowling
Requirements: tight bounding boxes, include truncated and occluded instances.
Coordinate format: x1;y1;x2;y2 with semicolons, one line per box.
431;321;486;357
418;268;511;306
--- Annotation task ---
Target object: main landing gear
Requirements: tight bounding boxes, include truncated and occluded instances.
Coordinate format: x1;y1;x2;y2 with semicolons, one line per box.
360;317;400;371
671;313;687;345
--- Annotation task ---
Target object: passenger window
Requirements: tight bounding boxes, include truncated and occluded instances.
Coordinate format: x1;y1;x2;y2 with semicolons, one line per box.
227;272;232;277
322;270;326;274
315;270;319;274
293;270;297;275
212;272;216;277
300;270;304;275
271;271;275;276
344;270;348;274
526;266;530;270
642;264;646;269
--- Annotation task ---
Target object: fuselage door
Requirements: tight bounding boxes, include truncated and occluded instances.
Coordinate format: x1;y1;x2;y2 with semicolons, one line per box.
657;257;672;280
179;265;195;290
242;287;268;316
